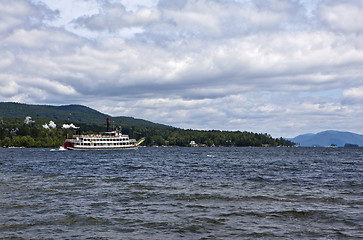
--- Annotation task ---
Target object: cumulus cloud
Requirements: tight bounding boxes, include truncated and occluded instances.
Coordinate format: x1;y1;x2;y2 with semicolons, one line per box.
342;86;363;103
74;3;161;32
1;0;363;137
0;73;78;103
4;28;81;51
318;0;363;33
0;0;57;37
72;0;304;39
151;0;304;40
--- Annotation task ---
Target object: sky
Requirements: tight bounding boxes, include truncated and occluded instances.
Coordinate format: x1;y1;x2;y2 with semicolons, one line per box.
1;0;363;138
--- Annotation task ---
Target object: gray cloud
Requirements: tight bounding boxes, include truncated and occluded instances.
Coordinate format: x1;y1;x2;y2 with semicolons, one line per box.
1;0;363;137
74;2;161;32
0;0;57;37
318;0;363;33
73;0;305;39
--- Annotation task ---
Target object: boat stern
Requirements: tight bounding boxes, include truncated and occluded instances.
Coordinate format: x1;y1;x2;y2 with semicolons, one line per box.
61;141;73;150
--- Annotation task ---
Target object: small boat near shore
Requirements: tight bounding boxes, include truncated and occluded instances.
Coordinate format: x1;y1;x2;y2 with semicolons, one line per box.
61;118;144;150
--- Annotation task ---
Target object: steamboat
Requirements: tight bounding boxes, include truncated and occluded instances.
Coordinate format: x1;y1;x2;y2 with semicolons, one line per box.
61;118;144;150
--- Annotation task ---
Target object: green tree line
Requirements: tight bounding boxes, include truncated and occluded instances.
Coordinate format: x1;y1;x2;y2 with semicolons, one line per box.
122;127;293;147
0;117;295;148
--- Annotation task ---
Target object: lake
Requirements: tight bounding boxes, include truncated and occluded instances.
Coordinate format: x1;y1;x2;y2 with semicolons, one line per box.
0;147;362;239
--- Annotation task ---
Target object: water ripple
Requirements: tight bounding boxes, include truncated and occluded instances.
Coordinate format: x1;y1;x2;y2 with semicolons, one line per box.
0;147;362;239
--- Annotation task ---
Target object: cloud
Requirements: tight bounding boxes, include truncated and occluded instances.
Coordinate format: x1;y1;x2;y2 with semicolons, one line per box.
72;0;304;39
342;86;363;103
0;74;78;103
0;78;20;97
155;0;304;40
4;28;81;52
2;0;363;138
74;3;161;32
0;0;57;37
318;0;363;33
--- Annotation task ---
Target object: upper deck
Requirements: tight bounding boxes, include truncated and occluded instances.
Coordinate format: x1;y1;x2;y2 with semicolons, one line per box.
67;131;135;144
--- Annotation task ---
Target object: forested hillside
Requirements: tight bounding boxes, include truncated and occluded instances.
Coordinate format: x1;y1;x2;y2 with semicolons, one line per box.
0;102;174;130
0;102;294;147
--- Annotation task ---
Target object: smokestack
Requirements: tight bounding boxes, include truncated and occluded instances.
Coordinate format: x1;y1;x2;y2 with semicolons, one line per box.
107;118;110;132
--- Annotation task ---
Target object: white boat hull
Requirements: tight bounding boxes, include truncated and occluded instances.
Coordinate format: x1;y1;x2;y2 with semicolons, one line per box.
62;130;142;151
66;145;138;150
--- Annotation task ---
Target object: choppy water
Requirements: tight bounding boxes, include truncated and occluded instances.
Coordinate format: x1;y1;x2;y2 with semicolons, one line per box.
0;147;362;239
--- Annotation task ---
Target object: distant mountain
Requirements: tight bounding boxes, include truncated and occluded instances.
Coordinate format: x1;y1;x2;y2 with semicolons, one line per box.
290;130;363;147
0;102;174;130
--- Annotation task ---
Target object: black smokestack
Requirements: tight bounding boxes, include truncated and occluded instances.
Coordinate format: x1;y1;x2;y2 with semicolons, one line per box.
107;118;110;132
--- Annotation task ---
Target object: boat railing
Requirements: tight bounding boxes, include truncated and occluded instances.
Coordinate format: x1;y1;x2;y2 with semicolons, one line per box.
71;133;129;138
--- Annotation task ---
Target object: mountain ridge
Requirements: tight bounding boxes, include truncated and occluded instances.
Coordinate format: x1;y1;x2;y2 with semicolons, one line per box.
290;130;363;147
0;102;174;130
